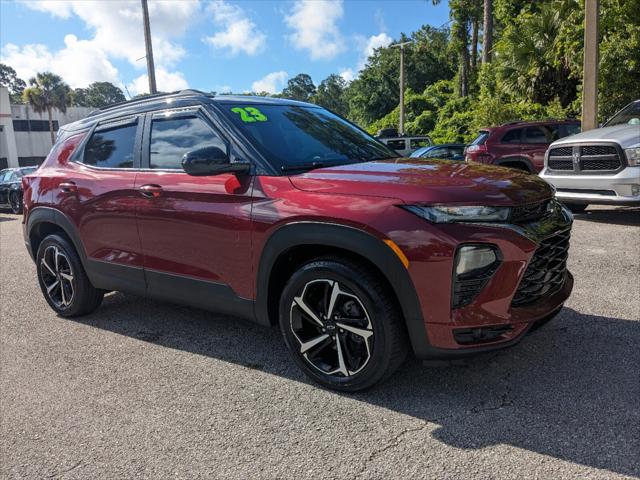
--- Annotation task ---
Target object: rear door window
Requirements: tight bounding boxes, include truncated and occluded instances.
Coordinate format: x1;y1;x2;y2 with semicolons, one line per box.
501;129;523;143
410;138;430;149
84;119;138;168
523;127;549;144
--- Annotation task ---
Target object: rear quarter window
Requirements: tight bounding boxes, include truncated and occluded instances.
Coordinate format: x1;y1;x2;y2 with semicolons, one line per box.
386;139;407;150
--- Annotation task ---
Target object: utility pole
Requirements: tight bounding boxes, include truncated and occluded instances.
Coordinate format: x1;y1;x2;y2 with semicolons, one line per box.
141;0;157;94
582;0;599;131
391;41;412;135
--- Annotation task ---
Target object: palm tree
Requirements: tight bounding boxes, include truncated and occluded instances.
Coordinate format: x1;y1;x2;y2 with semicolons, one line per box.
482;0;493;64
22;72;70;144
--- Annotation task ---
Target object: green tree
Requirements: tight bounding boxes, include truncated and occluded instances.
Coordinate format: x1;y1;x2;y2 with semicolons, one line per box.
22;72;71;144
282;74;316;101
71;82;126;108
312;74;348;116
0;63;26;103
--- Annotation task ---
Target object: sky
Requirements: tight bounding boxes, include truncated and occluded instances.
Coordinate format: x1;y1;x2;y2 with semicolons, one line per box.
0;0;449;98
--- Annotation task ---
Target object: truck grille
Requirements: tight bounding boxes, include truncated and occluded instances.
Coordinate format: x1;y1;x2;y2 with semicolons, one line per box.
512;229;570;307
547;144;623;172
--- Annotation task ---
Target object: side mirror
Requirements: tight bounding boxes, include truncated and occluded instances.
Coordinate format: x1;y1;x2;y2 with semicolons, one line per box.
181;146;250;176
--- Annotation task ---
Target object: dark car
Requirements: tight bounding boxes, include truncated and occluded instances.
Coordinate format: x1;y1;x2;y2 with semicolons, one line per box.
22;90;573;391
0;167;37;214
465;120;581;172
410;144;466;161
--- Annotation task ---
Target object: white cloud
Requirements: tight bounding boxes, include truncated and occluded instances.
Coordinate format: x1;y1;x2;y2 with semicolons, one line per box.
251;71;288;94
1;35;119;88
285;0;345;61
128;68;189;96
339;68;355;82
204;0;266;56
16;0;199;75
358;32;393;70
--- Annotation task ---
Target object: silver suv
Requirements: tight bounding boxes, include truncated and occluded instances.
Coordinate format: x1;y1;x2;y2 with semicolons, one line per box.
540;100;640;212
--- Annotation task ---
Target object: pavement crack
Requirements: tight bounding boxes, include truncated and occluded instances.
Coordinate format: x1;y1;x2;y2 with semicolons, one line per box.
46;460;82;479
355;421;429;478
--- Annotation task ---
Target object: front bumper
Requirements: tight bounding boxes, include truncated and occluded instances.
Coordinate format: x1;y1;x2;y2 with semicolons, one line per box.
540;167;640;205
390;200;574;359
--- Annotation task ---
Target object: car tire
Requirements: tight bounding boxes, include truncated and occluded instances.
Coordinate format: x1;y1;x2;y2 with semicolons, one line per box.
36;234;103;317
9;191;23;214
279;257;408;392
565;203;588;213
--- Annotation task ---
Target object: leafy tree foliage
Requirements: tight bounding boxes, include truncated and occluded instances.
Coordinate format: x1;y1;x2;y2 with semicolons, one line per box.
22;72;71;144
312;74;348;116
0;63;26;103
71;82;126;108
281;73;316;101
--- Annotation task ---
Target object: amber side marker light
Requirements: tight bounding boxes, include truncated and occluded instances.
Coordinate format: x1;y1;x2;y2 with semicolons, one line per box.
383;239;410;269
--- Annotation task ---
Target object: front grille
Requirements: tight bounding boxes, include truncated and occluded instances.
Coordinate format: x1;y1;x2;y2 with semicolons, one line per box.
581;158;621;170
581;145;616;156
557;188;616;196
547;143;623;172
548;158;573;170
512;229;571;307
510;200;550;224
549;147;573;157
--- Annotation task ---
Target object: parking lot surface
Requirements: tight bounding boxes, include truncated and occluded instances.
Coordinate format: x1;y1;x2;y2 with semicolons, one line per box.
1;206;639;479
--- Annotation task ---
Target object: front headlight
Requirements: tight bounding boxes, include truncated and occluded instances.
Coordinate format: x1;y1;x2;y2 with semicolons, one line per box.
402;205;511;223
624;147;640;166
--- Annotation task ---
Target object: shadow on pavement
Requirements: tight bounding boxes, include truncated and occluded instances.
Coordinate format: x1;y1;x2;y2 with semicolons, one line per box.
65;295;639;477
573;206;640;226
0;213;19;222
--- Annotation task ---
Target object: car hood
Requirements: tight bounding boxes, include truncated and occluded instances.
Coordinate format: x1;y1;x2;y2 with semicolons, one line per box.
551;124;640;148
289;159;553;205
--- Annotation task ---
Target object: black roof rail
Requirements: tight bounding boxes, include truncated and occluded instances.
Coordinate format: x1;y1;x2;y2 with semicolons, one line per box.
87;89;213;117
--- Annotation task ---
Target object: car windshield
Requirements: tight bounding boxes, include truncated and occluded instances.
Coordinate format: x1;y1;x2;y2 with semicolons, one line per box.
219;104;396;171
604;101;640;127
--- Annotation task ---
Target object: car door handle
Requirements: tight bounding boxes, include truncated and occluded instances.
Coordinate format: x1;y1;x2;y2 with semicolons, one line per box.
59;181;77;193
139;184;163;198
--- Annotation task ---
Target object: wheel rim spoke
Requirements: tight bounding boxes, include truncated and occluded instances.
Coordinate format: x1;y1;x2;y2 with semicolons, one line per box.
333;335;349;377
293;296;324;327
336;322;373;340
326;281;340;318
300;334;330;354
41;258;56;276
46;279;60;294
60;272;74;282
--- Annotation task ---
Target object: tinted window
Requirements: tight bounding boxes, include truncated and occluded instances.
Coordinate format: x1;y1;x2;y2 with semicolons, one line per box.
84;123;137;168
386;139;407;150
523;127;549;144
221;104;395;169
471;131;490;145
149;116;226;170
410;138;430;149
0;170;12;182
501;129;523;143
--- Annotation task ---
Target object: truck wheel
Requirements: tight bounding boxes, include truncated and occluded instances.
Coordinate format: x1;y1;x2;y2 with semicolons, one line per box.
36;234;103;317
565;203;588;213
279;257;408;391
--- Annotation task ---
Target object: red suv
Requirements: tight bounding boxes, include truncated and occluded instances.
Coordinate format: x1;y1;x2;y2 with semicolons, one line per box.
22;91;574;391
465;120;581;172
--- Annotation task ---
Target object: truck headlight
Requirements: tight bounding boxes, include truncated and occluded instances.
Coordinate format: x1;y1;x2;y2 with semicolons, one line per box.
402;205;511;223
625;147;640;166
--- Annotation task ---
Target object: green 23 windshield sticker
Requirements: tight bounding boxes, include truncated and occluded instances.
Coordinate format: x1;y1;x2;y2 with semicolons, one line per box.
231;107;268;123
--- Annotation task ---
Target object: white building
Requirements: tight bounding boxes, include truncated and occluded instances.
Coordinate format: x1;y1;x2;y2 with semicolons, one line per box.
0;86;92;169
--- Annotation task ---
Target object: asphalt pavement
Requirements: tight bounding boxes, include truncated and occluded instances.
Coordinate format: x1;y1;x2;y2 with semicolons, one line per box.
1;206;639;479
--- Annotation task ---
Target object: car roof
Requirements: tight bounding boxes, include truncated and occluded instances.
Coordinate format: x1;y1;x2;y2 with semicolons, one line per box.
62;90;317;133
480;119;580;132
